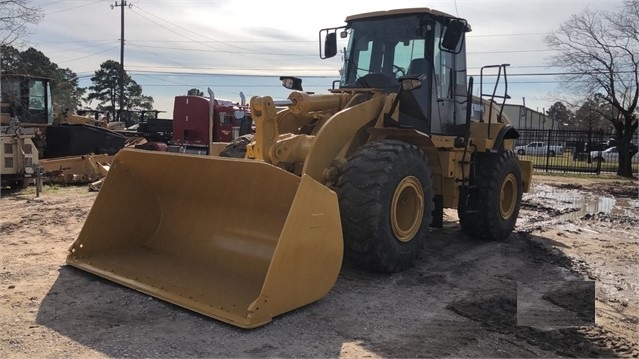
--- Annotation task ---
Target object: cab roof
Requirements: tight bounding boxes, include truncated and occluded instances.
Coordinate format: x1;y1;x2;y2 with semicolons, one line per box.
345;8;471;31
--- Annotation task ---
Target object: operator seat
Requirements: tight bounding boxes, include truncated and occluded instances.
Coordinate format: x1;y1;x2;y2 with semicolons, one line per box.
355;73;394;89
407;58;427;75
394;57;430;133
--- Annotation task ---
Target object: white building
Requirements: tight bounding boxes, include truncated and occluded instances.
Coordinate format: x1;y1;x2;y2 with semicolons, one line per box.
502;104;563;130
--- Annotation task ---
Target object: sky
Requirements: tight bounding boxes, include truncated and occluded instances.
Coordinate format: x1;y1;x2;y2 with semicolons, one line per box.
22;0;622;118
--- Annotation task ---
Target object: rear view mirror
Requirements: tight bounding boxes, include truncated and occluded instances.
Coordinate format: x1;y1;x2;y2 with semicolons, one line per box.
400;74;427;91
442;19;466;52
280;76;303;91
322;32;337;59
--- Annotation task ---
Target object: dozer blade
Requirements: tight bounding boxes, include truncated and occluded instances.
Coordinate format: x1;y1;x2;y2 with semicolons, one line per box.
66;149;343;328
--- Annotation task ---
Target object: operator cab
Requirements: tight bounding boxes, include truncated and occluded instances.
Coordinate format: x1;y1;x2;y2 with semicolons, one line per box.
320;8;470;137
0;74;54;126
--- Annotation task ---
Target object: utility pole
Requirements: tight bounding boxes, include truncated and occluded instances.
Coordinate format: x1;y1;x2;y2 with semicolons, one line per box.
111;1;130;122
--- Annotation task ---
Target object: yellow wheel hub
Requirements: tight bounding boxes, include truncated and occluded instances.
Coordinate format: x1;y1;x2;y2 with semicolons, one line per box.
391;176;424;242
499;173;517;220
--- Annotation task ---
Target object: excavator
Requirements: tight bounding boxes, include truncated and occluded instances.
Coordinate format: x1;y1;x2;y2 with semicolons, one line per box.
0;74;127;185
67;8;533;328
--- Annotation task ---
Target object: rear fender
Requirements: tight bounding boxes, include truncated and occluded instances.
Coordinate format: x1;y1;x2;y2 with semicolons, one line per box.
493;125;519;151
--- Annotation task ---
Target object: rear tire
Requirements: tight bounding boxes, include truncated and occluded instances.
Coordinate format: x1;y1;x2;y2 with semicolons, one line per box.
548;150;556;157
336;140;433;273
458;150;522;241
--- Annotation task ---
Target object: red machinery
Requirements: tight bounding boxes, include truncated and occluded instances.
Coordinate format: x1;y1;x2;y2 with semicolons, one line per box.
171;94;251;154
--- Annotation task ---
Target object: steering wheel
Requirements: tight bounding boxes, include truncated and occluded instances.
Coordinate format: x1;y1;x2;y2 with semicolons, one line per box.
393;65;406;77
29;98;44;110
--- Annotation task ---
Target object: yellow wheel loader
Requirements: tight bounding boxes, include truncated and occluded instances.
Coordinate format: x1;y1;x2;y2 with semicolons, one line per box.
67;8;533;328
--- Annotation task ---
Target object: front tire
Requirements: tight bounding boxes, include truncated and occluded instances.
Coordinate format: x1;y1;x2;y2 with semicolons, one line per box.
458;150;523;241
336;140;434;273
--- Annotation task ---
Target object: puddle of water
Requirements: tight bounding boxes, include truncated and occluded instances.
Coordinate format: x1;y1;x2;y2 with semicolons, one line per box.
530;186;639;221
612;198;639;217
557;194;616;221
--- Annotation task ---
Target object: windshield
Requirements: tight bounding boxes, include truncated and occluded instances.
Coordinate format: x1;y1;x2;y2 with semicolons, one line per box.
341;14;429;87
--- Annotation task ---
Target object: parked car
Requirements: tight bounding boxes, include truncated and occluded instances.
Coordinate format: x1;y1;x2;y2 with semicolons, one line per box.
589;146;639;164
586;139;616;152
515;142;564;157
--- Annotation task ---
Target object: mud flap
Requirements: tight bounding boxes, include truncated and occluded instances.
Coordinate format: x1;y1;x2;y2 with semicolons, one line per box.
67;149;343;328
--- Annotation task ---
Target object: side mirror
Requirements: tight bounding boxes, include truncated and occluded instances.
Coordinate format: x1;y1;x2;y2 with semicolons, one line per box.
442;19;466;51
323;32;337;59
399;74;427;91
234;110;245;120
280;76;303;91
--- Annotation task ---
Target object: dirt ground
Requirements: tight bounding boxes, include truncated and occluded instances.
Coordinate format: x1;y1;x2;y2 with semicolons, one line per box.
1;174;638;358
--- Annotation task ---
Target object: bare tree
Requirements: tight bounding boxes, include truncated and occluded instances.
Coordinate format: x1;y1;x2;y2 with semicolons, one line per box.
0;0;43;45
546;0;639;177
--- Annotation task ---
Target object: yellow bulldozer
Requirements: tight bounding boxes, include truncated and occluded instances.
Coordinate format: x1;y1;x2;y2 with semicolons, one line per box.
67;8;533;328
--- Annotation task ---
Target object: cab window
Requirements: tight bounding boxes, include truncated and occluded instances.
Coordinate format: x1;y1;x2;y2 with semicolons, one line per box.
29;80;46;110
219;113;233;125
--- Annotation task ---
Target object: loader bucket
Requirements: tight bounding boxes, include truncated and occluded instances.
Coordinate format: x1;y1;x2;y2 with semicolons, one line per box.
66;149;343;328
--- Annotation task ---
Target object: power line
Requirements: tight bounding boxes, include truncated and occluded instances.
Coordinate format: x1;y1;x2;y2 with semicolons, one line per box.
132;5;252;52
100;68;631;89
39;42;119;56
122;68;602;77
32;32;552;45
128;42;203;74
128;7;282;64
76;66;623;93
126;69;339;78
468;32;547;38
467;49;556;54
39;39;562;57
60;46;119;63
35;40;114;44
45;0;105;15
129;40;315;44
38;33;549;44
126;42;318;57
470;70;637;77
124;41;557;57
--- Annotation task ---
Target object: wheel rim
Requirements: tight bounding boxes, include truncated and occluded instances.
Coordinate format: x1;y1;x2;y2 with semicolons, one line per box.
499;173;517;220
391;176;424;242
